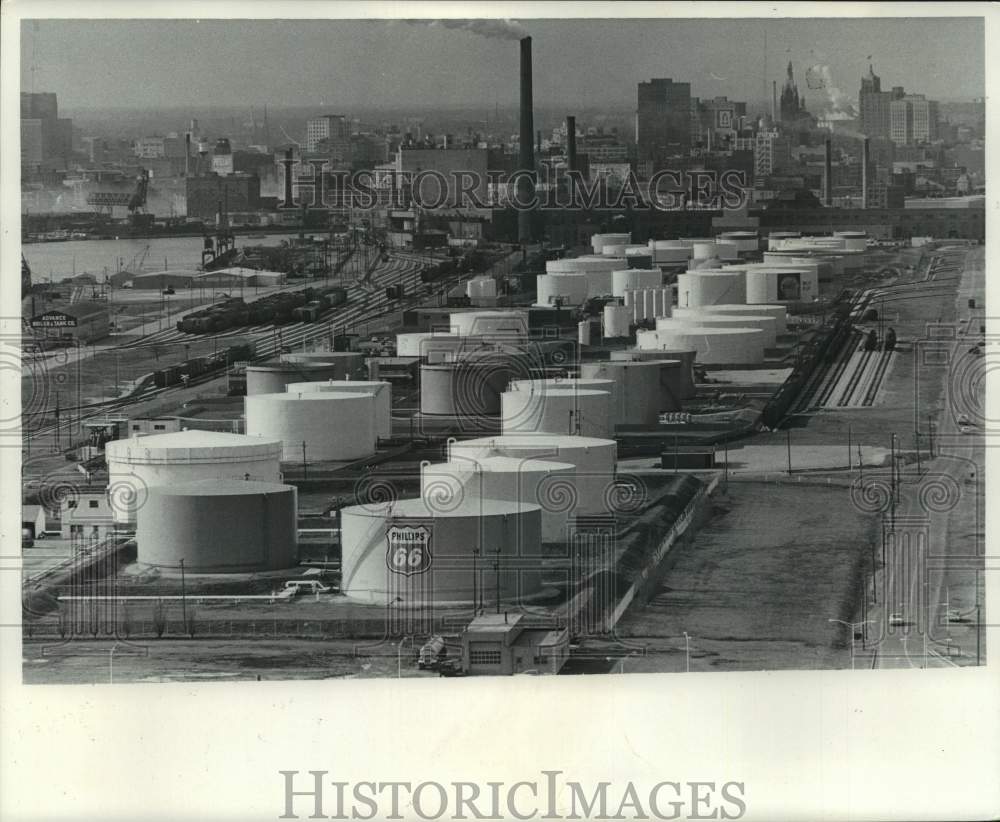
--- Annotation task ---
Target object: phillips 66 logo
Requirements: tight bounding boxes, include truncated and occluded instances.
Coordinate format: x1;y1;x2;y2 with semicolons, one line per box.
385;525;433;576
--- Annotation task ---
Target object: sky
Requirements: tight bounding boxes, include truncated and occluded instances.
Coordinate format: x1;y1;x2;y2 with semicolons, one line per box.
20;17;985;114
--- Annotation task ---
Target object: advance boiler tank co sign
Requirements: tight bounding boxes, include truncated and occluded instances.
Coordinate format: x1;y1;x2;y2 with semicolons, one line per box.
29;310;78;329
385;524;433;576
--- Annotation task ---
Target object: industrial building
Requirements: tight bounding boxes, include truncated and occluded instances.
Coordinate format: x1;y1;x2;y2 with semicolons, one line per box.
28;303;109;345
460;613;570;675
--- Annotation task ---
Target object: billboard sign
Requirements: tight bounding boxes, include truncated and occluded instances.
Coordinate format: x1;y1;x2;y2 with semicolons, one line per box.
385;524;432;576
29;311;78;330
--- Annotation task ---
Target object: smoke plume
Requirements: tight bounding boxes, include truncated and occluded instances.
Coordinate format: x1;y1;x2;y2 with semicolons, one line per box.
404;19;528;41
805;64;857;121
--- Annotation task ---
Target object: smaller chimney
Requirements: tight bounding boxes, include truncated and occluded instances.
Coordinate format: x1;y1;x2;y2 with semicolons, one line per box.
283;147;294;205
862;137;870;209
824;138;832;206
772;80;778;122
184;133;191;177
566;116;577;172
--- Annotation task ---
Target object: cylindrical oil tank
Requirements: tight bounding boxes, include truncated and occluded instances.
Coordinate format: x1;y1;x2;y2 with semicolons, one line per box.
466;276;497;299
834;231;868;252
105;430;283;524
639;324;765;365
580;360;667;423
501;388;611;438
554;256;618;296
610;348;697;399
675;303;787;333
718;231;759;254
642;288;654;322
137;479;297;572
450;310;529;340
676;271;746;308
285;380;392;440
246;361;348;395
245;392;377;461
577;320;591;347
339;497;542;604
420;360;513;418
603;304;631;338
535;273;589;306
665;310;778;347
448;433;617;517
282;351;364;378
421;456;576;543
601;243;627;257
692;242;719;261
591;232;630;254
509;377;618;427
623;290;635;310
714;241;741;261
745;267;819;303
612;268;662;297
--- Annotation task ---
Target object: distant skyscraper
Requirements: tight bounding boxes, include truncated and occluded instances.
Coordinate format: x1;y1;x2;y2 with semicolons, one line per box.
306;114;350;157
779;62;804;123
890;95;939;146
20;91;72;172
858;65;904;138
636;78;692;168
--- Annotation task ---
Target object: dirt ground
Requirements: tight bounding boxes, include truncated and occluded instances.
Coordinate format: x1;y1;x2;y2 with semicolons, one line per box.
611;481;876;672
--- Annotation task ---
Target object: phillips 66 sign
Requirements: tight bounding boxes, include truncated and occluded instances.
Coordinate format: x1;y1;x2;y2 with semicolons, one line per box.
386;525;433;575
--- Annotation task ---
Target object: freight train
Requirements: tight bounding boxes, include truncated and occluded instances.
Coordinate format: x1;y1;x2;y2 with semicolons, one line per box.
176;286;347;334
418;250;486;284
152;343;254;388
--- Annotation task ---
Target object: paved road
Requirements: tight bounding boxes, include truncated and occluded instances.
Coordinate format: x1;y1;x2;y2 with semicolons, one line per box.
864;244;985;669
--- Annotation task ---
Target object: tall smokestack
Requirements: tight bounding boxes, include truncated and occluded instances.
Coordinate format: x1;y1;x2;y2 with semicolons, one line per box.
566;116;577;172
824;138;832;206
518;36;535;245
862;137;870;209
185;133;191;178
284;147;294;206
772;80;777;122
536;129;542;154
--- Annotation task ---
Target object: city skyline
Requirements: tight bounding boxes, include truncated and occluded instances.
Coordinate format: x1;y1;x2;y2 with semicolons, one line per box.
21;17;985;112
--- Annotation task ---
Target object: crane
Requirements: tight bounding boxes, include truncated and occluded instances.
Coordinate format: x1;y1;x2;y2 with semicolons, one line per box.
86;168;150;220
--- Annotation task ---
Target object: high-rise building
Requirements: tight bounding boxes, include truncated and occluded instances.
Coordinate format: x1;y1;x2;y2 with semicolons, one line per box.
20;92;72;172
890;95;939;145
636;79;692;168
858;65;904;139
306;114;350;157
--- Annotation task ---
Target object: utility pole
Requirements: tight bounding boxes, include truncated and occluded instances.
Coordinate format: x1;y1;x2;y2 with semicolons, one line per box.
301;440;307;481
786;428;792;475
472;548;479;614
858;444;864;481
847;424;852;471
180;558;187;627
915;434;922;476
492;547;502;615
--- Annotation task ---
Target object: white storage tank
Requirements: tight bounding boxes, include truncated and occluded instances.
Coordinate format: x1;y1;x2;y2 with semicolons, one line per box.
246;361;349;395
340;497;543;604
745;267;819;303
610;348;697;399
612;268;662;297
502;388;611;438
466;276;497;299
105;430;283;524
676;270;746;308
420;360;515;418
535;273;589;306
580;360;671;423
137;479;297;573
718;231;759;254
664;312;777;348
285;380;393;440
422;456;576;543
508;377;618;424
577;320;591;347
638;324;765;365
591;232;630;254
281;351;364;378
245;392;377;461
692;241;719;261
603;304;631;338
675;303;787;333
714;241;741;261
448;434;617;517
450;310;528;340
